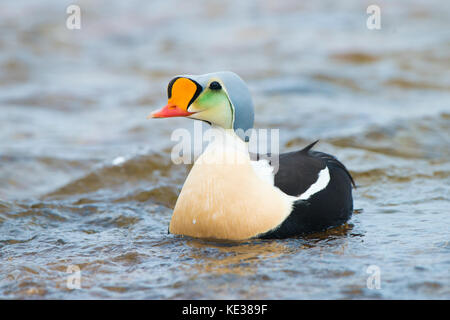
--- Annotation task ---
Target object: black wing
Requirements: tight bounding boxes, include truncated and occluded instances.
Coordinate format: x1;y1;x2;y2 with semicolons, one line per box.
257;141;355;239
274;141;326;196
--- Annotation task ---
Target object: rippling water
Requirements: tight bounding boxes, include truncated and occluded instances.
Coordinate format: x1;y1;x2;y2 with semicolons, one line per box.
0;0;449;299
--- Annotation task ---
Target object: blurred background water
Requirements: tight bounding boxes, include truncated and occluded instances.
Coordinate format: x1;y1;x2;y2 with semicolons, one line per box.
0;0;449;299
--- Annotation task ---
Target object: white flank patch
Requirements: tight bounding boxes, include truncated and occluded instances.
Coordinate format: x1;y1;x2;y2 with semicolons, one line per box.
250;158;331;203
297;166;330;200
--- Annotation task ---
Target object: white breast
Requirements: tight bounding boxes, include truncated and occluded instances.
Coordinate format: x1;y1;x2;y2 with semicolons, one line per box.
169;127;293;240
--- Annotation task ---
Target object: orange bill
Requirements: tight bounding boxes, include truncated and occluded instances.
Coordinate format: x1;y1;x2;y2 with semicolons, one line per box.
148;77;201;119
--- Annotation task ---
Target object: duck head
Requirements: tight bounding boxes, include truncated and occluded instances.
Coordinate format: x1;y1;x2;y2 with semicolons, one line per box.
148;71;254;140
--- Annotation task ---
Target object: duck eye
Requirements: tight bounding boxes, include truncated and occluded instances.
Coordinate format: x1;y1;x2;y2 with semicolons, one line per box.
209;81;221;90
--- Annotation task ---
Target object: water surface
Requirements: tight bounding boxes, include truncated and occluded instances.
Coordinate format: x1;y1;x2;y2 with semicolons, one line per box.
0;0;449;299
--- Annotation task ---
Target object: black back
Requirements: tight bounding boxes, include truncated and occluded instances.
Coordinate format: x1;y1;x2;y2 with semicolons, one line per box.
258;142;355;239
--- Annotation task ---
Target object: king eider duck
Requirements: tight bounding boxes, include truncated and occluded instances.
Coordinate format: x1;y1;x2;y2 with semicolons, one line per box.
148;71;355;240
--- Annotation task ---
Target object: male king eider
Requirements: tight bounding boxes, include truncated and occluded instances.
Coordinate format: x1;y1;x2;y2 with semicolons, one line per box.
148;71;355;240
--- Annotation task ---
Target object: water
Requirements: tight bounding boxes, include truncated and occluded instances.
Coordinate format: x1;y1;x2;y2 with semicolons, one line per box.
0;0;449;299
